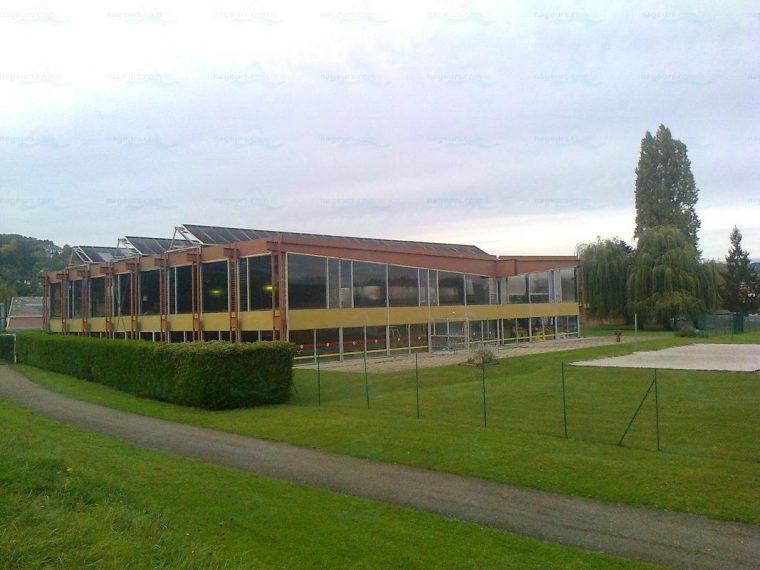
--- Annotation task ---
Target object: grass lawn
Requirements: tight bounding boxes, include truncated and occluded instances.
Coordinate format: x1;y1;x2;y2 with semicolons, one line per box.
13;333;760;524
0;400;655;569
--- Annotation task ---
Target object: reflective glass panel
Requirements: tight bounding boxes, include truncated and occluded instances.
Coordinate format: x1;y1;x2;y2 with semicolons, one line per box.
202;261;229;313
438;271;464;305
287;254;327;309
388;265;418;307
139;270;160;315
89;277;106;317
353;261;387;307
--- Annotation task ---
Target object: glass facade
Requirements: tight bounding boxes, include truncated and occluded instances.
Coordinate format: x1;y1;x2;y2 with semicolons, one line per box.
115;273;131;317
246;255;273;310
202;261;229;313
289;329;314;359
353;261;386;308
529;271;550;303
327;258;339;309
287;254;327;309
560;268;577;302
465;274;490;305
168;265;193;315
342;326;365;356
388;265;418;307
70;280;82;318
89;277;106;317
47;249;579;359
507;275;528;304
139;270;160;315
438;271;464;305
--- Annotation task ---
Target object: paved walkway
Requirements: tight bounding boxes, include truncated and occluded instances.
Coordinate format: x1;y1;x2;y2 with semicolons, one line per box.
1;365;758;569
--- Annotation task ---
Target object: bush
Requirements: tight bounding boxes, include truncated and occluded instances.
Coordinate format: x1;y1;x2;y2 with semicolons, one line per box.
0;334;15;363
15;333;296;410
678;325;708;338
466;348;498;367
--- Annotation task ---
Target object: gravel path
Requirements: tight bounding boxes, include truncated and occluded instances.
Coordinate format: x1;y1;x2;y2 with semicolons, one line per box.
1;365;758;569
302;335;656;373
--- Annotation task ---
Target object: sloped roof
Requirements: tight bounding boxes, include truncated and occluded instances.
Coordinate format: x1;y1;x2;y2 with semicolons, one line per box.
72;246;135;264
123;236;193;255
179;224;489;255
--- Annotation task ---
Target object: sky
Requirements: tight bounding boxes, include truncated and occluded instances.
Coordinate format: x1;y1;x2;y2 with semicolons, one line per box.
1;0;758;261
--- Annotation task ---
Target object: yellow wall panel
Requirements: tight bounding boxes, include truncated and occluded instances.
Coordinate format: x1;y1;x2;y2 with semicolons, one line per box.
288;303;579;330
140;315;161;331
168;314;193;331
202;312;229;331
239;311;273;331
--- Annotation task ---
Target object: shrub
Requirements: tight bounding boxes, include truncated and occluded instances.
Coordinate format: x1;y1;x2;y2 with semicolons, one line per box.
678;325;708;338
0;334;15;363
466;348;498;367
15;333;296;410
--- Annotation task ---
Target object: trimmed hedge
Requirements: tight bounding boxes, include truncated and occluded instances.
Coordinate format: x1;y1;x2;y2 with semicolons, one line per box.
0;334;15;363
15;333;296;410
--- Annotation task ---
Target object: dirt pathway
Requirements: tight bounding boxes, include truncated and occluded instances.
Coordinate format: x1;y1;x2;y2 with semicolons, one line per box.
1;365;758;569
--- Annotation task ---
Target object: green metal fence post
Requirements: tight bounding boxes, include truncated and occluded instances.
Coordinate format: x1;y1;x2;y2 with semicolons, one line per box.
316;355;321;406
481;364;487;428
654;368;660;451
364;352;370;409
561;361;568;438
415;353;420;419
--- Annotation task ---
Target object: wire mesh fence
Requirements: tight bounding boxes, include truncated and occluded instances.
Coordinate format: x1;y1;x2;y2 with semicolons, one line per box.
292;353;759;462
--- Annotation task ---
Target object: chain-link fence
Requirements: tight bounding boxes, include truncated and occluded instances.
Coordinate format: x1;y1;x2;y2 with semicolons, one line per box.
292;353;758;462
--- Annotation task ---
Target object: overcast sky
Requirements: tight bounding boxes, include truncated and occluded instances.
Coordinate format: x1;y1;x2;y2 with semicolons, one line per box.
1;0;758;260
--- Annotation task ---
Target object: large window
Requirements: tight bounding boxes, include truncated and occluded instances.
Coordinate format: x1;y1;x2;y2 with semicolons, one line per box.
388;265;418;307
507;275;528;304
114;273;131;316
169;265;193;314
327;258;339;308
70;280;82;318
89;277;106;317
465;274;490;305
353;261;386;308
529;271;550;304
248;255;273;310
202;261;229;313
287;254;327;309
340;260;352;307
438;271;464;305
139;270;160;315
50;282;62;318
428;270;438;305
560;268;577;302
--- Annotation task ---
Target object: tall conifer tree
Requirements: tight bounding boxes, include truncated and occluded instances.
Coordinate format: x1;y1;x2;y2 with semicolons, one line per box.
634;125;701;251
721;226;760;314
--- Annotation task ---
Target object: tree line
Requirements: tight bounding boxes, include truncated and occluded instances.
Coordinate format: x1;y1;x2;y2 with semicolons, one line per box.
0;234;71;307
579;125;759;329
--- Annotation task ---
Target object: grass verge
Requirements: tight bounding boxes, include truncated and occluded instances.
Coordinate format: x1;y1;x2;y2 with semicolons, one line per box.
13;333;760;524
0;400;654;568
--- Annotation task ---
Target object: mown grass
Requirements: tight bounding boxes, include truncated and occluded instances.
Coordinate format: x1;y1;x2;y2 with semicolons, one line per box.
15;333;760;524
0;400;654;569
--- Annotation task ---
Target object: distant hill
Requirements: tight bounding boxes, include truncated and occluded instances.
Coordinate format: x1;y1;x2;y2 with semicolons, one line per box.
0;234;71;306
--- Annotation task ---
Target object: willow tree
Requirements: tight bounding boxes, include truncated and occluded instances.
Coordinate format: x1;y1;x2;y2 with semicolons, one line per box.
578;237;633;320
627;226;718;329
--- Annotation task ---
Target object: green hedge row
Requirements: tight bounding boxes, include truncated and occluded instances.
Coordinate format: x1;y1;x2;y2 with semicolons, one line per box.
15;333;296;410
0;334;14;363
